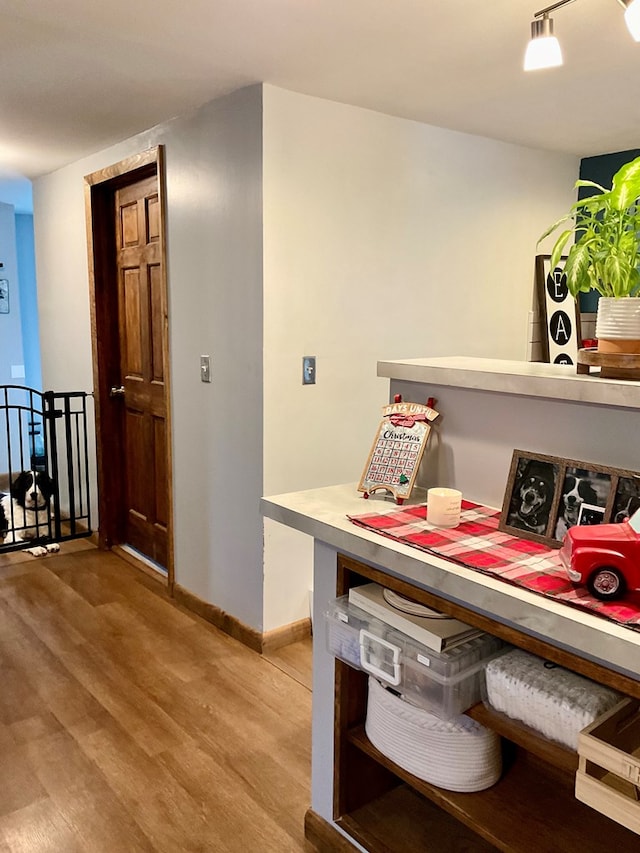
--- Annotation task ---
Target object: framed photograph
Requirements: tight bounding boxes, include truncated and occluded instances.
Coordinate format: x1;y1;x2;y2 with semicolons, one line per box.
500;451;561;545
612;475;640;523
535;255;581;365
500;449;640;547
0;279;8;314
553;465;612;541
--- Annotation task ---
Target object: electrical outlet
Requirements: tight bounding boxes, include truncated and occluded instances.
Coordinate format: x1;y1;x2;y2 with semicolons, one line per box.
200;355;211;382
302;356;316;385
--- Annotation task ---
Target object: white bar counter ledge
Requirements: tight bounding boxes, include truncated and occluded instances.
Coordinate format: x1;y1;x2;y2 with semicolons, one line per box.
376;355;640;409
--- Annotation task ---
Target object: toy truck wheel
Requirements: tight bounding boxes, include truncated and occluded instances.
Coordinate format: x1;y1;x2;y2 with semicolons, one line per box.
587;567;626;601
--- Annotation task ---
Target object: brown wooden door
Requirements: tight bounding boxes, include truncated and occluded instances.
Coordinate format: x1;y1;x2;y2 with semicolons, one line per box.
113;173;168;568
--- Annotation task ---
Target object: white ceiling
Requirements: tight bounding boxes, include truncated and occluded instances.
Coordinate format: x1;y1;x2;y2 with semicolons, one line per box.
0;0;638;184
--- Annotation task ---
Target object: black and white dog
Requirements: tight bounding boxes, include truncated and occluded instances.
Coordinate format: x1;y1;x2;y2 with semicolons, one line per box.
0;470;60;556
508;463;555;536
554;475;599;539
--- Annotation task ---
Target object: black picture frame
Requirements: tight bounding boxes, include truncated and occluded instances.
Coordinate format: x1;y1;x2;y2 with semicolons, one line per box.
535;255;581;365
0;279;8;314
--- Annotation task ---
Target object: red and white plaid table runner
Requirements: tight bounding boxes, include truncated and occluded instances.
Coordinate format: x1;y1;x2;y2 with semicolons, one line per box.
348;500;640;630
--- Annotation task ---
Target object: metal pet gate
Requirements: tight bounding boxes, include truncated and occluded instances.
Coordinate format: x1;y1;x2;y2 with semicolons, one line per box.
0;385;92;551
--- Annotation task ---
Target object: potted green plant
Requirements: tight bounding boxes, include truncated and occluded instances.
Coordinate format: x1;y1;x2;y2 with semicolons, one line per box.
538;155;640;354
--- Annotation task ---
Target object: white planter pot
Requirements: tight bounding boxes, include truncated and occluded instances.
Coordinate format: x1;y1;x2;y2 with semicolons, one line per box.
596;297;640;353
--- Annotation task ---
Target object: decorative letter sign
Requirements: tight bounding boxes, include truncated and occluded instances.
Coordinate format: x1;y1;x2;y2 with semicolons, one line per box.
536;255;581;364
358;397;439;504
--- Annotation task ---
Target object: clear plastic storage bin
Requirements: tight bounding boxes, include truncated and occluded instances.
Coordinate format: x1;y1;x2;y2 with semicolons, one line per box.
325;594;506;719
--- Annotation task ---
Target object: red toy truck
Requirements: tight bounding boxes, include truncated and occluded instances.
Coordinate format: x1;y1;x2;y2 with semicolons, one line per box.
559;508;640;601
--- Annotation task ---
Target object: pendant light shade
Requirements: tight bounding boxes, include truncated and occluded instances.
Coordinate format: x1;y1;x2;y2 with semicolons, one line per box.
524;15;563;70
624;0;640;40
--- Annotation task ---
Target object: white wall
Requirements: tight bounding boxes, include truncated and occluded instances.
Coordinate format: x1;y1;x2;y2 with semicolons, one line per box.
261;86;580;630
33;85;265;629
32;82;583;636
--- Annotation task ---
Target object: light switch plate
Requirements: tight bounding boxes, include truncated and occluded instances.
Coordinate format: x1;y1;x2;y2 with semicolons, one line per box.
302;356;316;385
200;355;211;382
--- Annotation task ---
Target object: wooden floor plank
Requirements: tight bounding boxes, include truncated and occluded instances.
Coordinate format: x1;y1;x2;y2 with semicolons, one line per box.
0;570;92;653
264;637;314;690
0;799;84;853
96;600;210;683
158;744;306;852
69;713;229;853
0;545;312;852
0;643;50;727
25;729;157;853
0;607;112;729
0;742;47;817
40;620;205;758
50;550;166;609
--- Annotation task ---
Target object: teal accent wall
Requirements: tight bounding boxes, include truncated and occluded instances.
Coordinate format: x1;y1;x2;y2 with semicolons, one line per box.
579;148;640;189
0;202;22;388
15;214;42;390
578;148;640;313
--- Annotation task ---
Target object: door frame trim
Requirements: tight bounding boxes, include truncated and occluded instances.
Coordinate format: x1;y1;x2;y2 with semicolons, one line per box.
84;145;174;587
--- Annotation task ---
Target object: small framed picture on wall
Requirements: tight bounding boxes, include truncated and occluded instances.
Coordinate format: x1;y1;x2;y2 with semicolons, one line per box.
0;279;8;314
535;255;581;365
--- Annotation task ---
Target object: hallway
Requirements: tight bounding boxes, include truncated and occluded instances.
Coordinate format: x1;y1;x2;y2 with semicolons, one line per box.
0;543;312;852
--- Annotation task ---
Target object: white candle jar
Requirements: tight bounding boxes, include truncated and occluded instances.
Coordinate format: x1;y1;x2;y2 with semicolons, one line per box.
427;488;462;528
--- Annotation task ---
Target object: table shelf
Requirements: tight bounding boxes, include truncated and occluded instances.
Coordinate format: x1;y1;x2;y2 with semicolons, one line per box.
330;554;638;852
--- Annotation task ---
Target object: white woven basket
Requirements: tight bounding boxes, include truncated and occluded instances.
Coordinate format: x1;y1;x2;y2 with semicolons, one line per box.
485;649;622;750
365;676;502;792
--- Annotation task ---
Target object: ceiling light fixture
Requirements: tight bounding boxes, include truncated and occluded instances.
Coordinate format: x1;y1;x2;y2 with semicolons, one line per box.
525;0;639;71
622;0;640;40
524;12;563;70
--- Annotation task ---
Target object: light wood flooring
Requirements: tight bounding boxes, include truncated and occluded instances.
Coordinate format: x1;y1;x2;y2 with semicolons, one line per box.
0;542;313;852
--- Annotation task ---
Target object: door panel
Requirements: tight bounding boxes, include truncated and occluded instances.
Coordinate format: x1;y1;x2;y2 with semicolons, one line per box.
150;265;164;382
123;268;143;376
121;202;139;246
147;195;160;242
154;416;168;527
115;173;168;568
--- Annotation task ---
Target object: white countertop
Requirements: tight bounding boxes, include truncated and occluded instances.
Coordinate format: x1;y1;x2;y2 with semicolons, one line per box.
377;356;640;409
261;482;640;682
